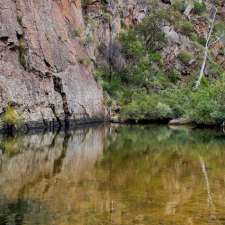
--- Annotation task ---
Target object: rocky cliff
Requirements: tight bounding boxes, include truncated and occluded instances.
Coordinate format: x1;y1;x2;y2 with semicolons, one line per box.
1;0;224;129
0;0;106;129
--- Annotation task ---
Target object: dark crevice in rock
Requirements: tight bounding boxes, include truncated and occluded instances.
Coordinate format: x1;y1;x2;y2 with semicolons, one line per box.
44;59;51;68
29;67;48;78
45;71;52;77
0;36;16;50
49;103;62;128
0;36;9;44
53;76;72;128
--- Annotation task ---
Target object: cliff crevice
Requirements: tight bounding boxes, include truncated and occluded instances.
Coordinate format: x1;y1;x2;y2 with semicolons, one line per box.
0;0;106;129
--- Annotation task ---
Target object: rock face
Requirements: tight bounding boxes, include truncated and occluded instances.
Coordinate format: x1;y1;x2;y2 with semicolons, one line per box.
0;0;106;129
83;0;149;66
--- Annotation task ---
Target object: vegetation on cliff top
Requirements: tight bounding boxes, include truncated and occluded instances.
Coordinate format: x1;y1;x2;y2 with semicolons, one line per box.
96;0;225;125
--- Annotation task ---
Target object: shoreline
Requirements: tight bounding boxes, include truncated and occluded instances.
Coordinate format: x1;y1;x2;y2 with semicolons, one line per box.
110;117;223;129
0;117;108;135
0;116;224;136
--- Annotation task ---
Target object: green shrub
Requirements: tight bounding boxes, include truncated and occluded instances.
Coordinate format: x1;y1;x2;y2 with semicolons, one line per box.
151;71;174;90
149;52;162;63
214;21;225;37
193;2;206;14
136;11;166;51
102;76;123;99
121;93;173;121
179;21;194;36
186;79;225;124
177;51;193;65
167;69;181;84
190;32;198;42
119;29;145;60
172;0;186;13
2;105;21;126
188;88;217;124
120;80;225;125
162;88;191;117
207;62;224;77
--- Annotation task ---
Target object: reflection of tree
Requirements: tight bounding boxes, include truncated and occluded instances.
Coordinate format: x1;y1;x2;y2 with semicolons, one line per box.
199;156;213;208
199;156;221;225
99;125;225;225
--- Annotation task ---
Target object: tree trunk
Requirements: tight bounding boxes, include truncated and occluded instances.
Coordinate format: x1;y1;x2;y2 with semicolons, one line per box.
195;7;217;88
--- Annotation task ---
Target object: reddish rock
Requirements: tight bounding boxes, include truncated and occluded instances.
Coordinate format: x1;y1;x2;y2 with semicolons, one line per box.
0;0;106;129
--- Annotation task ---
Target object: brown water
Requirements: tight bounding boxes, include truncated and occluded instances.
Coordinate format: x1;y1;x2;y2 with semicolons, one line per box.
0;124;225;225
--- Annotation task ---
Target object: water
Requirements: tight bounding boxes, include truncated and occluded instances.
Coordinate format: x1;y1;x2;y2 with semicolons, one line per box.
0;124;225;225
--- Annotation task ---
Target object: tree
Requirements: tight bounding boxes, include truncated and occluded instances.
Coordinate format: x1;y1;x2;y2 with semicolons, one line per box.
136;10;166;51
195;5;217;88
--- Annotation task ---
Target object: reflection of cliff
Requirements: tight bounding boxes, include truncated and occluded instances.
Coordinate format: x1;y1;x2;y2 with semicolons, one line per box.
0;125;106;200
1;125;225;225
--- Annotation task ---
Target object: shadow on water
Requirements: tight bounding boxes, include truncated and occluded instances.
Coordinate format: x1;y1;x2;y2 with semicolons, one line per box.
0;124;225;224
0;196;51;225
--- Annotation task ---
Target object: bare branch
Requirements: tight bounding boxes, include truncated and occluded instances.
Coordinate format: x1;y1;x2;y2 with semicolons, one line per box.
195;6;217;88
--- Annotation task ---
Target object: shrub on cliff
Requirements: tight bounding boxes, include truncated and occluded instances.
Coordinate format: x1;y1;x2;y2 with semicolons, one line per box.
119;29;145;60
2;105;20;125
178;51;193;65
136;11;166;51
172;0;186;13
193;2;206;14
179;21;194;36
1;105;22;132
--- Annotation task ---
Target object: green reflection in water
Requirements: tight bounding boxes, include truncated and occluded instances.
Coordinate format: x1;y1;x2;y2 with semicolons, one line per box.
97;125;225;225
0;125;225;225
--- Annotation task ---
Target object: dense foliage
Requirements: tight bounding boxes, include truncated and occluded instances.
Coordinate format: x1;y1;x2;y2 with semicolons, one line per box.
121;80;225;125
96;1;225;125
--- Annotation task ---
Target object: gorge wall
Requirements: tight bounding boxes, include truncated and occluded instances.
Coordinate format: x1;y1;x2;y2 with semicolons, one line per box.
2;0;223;129
0;0;110;129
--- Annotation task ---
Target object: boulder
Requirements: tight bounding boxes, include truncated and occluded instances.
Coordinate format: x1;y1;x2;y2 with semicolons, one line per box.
169;118;194;125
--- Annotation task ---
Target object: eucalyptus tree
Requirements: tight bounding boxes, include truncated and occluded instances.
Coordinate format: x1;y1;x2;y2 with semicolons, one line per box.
195;4;218;88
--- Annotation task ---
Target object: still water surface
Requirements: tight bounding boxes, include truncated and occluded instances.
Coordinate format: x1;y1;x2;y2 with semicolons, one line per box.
0;124;225;225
